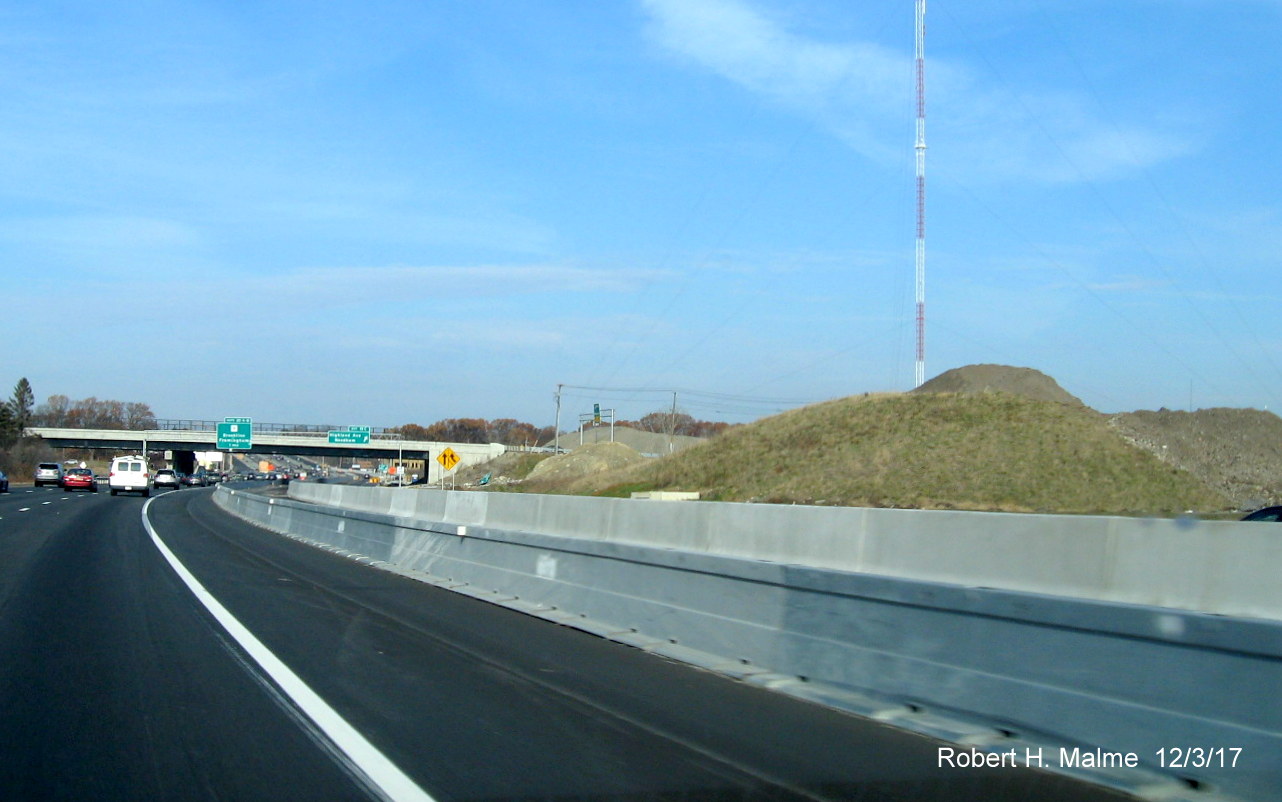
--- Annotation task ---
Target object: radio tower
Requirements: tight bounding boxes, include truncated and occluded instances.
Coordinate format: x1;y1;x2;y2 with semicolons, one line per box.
913;0;927;387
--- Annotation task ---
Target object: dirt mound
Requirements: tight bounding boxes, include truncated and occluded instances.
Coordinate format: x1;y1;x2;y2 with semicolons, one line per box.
453;450;551;487
913;364;1086;407
554;425;702;455
1109;408;1282;509
525;441;647;485
546;392;1229;515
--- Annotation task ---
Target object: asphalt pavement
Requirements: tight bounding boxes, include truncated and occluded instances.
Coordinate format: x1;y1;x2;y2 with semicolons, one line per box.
0;483;1138;801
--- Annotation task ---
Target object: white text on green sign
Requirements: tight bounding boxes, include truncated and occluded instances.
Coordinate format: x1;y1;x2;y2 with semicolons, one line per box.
328;430;370;444
216;422;253;450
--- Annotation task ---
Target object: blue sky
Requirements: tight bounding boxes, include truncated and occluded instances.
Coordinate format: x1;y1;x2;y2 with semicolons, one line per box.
4;0;1281;429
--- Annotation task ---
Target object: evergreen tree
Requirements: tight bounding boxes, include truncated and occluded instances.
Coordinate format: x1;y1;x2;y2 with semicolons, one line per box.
0;400;15;447
10;377;33;431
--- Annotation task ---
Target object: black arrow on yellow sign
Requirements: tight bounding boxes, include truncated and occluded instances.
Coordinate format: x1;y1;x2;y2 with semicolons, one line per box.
437;448;460;471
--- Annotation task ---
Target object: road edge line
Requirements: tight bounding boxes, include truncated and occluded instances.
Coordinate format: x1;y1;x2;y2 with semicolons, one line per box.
141;497;437;802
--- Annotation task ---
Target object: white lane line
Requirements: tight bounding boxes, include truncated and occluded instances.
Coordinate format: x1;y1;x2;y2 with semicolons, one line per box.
18;508;30;512
141;498;437;802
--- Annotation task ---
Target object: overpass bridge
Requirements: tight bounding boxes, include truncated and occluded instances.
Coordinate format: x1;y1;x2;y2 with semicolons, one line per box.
27;422;506;482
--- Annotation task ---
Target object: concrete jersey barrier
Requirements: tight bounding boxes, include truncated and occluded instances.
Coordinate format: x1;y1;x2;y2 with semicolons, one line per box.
290;482;1282;620
213;484;1282;800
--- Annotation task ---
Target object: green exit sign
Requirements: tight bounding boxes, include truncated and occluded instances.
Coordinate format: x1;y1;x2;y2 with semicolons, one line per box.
328;430;370;444
217;422;253;450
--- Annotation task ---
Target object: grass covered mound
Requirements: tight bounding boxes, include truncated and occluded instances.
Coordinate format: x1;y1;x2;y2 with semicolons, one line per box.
588;391;1230;515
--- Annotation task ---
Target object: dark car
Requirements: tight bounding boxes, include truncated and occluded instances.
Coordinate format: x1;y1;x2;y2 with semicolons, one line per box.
1240;506;1282;522
63;467;98;492
182;470;208;487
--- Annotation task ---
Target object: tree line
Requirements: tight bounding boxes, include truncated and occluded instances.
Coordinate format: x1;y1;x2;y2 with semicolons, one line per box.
389;411;733;446
0;379;161;478
391;419;556;447
619;411;734;439
31;394;158;430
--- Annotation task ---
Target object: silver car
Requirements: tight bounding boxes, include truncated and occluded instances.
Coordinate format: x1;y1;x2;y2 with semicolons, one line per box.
34;462;64;487
153;469;182;490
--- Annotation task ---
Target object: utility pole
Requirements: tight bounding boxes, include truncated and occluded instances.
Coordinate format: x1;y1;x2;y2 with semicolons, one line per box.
668;391;677;454
554;384;562;453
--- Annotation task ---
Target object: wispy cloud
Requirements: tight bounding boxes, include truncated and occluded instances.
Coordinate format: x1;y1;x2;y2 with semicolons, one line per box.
261;264;671;302
639;0;1192;182
640;0;905;162
13;263;670;315
1084;276;1171;293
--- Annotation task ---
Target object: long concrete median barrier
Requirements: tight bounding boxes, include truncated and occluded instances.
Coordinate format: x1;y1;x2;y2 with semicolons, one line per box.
215;484;1282;801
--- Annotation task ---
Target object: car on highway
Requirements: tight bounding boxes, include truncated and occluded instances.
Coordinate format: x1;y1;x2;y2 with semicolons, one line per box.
182;470;208;487
109;455;150;497
1240;505;1282;522
0;469;8;492
62;467;98;492
153;469;182;491
34;462;64;487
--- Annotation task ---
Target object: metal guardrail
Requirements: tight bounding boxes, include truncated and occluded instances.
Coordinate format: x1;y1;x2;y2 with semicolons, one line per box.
151;419;395;436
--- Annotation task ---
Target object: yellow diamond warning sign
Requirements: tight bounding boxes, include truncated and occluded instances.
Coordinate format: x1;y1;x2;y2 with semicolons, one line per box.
437;448;460;471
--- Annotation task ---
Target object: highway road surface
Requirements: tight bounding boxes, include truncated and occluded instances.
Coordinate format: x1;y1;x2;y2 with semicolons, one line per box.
0;483;1138;801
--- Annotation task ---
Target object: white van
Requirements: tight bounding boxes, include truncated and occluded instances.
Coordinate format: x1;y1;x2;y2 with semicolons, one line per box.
109;455;150;497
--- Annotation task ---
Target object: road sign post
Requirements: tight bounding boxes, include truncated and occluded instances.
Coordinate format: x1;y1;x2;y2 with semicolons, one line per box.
437;447;460;489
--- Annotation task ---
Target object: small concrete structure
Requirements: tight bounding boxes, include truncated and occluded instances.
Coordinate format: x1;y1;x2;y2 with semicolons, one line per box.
629;491;700;501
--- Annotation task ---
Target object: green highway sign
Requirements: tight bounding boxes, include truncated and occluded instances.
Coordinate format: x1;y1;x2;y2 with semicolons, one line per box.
328;430;371;445
217;422;253;450
346;425;371;433
224;417;252;425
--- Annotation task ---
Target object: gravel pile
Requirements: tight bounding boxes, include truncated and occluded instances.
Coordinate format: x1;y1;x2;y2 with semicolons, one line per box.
525;441;647;485
913;364;1086;406
553;425;702;455
1109;408;1282;510
915;364;1282;510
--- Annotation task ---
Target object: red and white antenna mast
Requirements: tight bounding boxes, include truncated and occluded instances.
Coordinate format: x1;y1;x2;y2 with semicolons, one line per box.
914;0;927;387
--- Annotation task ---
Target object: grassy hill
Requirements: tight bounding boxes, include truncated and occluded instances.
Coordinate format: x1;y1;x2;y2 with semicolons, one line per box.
540;391;1231;515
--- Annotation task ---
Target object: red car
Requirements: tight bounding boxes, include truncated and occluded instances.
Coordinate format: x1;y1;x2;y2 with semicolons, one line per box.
63;467;98;493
